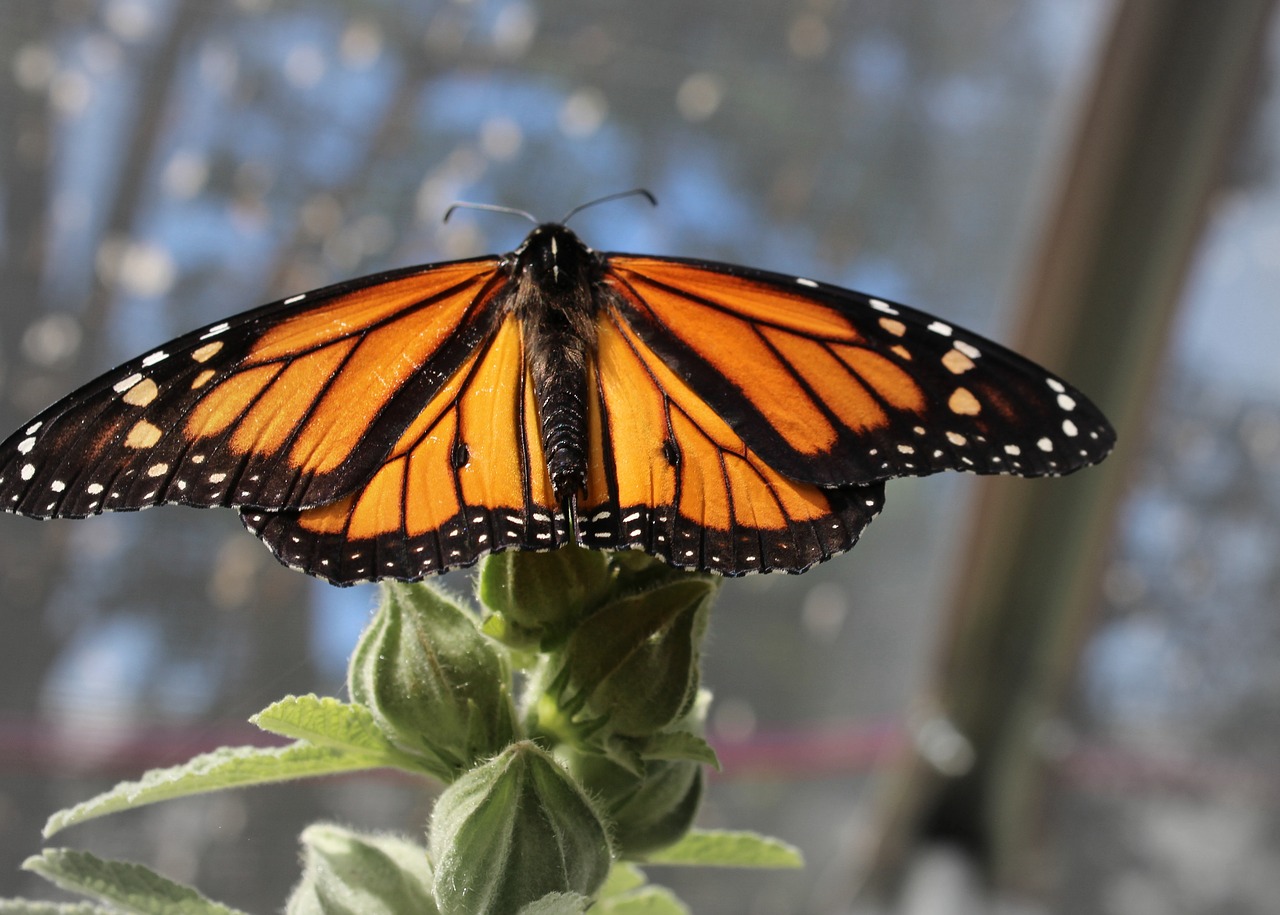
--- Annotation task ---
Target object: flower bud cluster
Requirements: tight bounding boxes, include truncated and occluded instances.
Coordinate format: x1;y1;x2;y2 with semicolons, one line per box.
346;549;720;913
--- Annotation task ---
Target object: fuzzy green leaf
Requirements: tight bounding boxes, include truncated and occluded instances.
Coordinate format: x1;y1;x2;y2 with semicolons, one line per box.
286;823;436;915
596;886;690;915
250;695;427;772
22;849;247;914
641;830;803;868
597;863;647;897
44;742;385;837
514;893;592;914
0;902;117;914
636;732;719;768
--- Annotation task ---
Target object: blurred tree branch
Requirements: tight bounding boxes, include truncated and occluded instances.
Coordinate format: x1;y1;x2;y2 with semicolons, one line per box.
859;0;1277;900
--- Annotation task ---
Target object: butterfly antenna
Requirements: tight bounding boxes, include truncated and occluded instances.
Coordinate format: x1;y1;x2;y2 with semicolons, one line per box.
442;201;539;224
561;188;657;224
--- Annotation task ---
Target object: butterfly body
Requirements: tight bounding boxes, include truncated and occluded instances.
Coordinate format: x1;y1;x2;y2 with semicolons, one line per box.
506;223;601;504
0;219;1114;585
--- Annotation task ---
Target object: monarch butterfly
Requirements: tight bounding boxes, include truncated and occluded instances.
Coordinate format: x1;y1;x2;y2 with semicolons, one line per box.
0;193;1113;585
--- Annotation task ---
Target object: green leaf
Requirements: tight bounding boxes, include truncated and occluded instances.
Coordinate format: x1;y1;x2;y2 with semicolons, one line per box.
636;731;720;769
44;742;386;837
0;902;118;914
596;886;690;915
286;824;436;915
22;849;247;915
641;830;803;868
251;695;427;772
597;863;647;897
514;893;592;914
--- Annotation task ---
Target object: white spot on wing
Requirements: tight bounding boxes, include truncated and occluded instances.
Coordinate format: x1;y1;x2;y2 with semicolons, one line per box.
50;480;65;492
1057;393;1076;412
21;464;35;481
1046;378;1065;393
113;373;144;394
927;321;952;336
18;437;36;454
954;340;980;359
1062;419;1079;437
1037;437;1053;452
87;483;104;495
284;293;307;305
141;350;169;367
796;277;818;288
25;422;42;435
870;298;898;315
201;322;230;339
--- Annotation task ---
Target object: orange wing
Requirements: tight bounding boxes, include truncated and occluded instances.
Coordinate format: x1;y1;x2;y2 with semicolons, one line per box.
244;316;564;584
577;304;884;575
602;256;1114;486
0;258;505;519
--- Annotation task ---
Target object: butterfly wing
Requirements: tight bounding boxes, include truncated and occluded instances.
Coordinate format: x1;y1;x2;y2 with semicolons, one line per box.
243;314;565;585
601;255;1115;487
577;301;885;575
0;258;506;519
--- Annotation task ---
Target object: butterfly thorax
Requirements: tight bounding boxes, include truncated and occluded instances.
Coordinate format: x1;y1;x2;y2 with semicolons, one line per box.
506;224;602;507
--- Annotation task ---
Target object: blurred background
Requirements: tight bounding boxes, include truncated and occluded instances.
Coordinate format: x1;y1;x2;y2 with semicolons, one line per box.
2;0;1279;912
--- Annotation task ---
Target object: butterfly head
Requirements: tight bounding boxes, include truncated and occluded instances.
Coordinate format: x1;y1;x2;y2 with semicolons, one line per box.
509;223;599;290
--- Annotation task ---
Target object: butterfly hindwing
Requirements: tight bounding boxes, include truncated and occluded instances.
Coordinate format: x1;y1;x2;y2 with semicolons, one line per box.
577;301;885;575
245;315;566;585
0;258;503;520
602;255;1114;486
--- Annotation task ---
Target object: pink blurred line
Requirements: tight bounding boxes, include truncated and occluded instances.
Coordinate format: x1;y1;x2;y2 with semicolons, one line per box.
0;717;1275;797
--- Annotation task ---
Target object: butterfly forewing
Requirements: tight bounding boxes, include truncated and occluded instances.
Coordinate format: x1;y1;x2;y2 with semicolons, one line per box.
602;255;1114;487
0;259;503;520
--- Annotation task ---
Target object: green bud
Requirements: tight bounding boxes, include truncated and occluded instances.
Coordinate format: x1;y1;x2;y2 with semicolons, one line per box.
568;751;704;858
286;823;437;915
560;577;718;737
349;581;517;779
430;741;611;915
479;546;612;638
